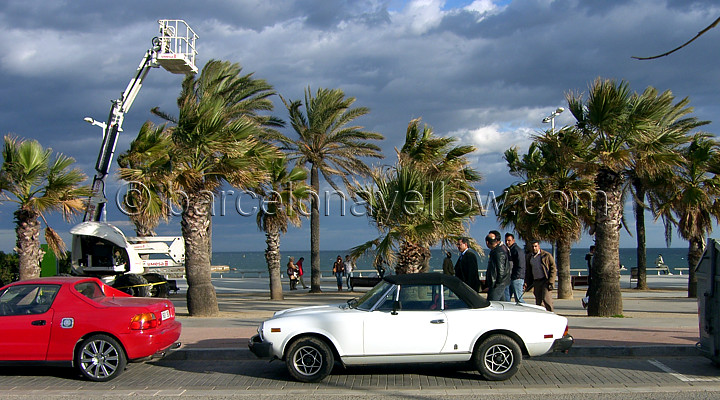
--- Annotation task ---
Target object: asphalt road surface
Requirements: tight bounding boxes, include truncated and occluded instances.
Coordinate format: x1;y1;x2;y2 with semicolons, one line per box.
1;355;720;399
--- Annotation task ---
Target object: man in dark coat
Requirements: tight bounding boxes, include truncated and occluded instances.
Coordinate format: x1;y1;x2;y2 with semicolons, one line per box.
485;232;510;301
454;237;480;292
504;233;526;303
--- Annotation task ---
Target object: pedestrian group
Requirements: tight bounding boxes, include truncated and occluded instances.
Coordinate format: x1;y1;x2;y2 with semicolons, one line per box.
284;231;558;311
452;231;556;311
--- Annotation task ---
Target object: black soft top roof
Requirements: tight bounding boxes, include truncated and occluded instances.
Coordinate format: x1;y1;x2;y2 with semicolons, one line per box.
383;273;489;309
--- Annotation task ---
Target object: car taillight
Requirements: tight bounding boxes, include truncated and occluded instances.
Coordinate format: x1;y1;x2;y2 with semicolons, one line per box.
130;312;159;330
564;325;569;336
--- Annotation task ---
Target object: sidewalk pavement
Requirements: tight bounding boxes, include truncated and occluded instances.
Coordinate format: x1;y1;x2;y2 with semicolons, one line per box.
168;274;701;360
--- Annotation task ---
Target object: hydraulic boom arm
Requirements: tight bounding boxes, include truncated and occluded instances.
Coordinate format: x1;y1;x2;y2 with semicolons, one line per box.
83;20;198;222
84;46;159;222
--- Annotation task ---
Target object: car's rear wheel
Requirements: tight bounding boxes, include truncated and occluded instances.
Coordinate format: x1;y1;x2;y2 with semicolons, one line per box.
474;334;521;381
285;336;334;382
75;334;127;382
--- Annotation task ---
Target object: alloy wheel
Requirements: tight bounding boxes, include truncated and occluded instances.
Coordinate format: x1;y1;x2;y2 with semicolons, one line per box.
292;345;323;376
79;338;122;379
484;343;514;374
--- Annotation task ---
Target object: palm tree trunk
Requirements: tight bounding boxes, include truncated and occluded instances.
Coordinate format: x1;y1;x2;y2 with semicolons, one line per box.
309;164;322;293
555;237;573;299
181;192;219;316
687;236;704;298
633;179;648;290
397;241;427;274
133;223;156;237
588;169;624;316
14;208;43;280
265;228;284;300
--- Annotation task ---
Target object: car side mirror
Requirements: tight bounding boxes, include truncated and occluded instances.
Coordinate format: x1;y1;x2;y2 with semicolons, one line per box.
391;300;400;315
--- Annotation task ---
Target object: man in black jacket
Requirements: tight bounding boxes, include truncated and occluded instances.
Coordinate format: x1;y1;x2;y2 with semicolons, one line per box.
454;237;480;292
504;233;526;303
485;231;510;301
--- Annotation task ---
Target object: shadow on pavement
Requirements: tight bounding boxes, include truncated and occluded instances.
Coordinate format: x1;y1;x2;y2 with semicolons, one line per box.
0;365;79;380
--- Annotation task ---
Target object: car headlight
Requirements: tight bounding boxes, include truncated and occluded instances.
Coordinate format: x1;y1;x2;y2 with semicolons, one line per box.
258;322;265;340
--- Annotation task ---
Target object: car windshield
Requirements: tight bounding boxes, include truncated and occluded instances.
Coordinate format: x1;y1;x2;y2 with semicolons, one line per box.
0;284;61;316
353;281;393;311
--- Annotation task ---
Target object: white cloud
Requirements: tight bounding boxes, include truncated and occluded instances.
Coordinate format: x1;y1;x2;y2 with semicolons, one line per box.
449;123;533;156
464;0;499;14
395;0;445;34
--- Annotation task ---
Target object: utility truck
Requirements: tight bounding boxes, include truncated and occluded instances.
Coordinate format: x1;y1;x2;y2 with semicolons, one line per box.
70;20;198;297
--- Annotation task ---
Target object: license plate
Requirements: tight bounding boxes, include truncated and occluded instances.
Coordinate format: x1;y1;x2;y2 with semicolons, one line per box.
161;310;171;320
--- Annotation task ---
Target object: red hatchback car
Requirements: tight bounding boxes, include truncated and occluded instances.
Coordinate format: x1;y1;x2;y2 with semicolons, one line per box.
0;276;181;381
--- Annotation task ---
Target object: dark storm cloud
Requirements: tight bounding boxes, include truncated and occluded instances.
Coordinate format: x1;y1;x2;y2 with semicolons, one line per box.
1;0;719;251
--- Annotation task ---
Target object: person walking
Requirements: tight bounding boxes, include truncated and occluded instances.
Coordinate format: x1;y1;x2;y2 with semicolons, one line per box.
525;240;557;312
344;255;354;290
485;232;510;301
442;251;454;275
504;233;526;303
454;237;480;292
332;255;344;291
296;257;309;289
491;230;510;300
287;256;299;290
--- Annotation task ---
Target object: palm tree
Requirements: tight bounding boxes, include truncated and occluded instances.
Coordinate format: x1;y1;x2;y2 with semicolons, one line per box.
116;121;172;236
146;60;280;316
566;78;682;316
499;127;595;299
0;135;89;280
651;133;720;298
626;95;706;289
351;119;482;273
255;157;309;300
281;87;384;292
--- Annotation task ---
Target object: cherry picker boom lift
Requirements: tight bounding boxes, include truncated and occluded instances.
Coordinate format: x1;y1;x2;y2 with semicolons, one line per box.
70;20;198;296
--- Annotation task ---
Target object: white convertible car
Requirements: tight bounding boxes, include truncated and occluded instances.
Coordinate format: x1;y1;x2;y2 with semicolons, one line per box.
249;273;572;382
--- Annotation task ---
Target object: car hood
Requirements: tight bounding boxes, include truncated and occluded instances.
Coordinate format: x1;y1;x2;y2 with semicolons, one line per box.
273;304;345;318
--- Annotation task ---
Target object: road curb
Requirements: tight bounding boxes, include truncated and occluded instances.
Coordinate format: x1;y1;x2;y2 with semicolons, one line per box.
166;345;699;361
545;344;698;357
166;347;256;361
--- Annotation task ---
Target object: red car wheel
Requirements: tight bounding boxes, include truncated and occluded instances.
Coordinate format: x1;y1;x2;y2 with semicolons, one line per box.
75;334;127;382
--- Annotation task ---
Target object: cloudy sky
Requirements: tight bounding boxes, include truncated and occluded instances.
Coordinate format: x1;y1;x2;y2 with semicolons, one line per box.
1;0;719;254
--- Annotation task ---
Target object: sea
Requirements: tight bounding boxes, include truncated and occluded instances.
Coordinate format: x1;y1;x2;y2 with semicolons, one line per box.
211;247;691;276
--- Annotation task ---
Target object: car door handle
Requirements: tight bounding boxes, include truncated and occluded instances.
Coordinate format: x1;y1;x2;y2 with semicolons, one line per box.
31;320;46;326
430;319;445;324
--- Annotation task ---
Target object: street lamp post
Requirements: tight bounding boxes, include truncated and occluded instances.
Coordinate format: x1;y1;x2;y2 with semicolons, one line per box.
542;107;564;133
542;107;565;261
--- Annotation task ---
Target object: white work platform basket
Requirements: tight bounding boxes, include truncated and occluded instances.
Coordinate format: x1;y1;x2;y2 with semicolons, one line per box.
156;19;199;74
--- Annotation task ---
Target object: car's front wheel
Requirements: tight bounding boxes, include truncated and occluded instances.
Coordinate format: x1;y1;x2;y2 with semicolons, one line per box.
75;334;127;382
285;336;334;382
474;334;522;381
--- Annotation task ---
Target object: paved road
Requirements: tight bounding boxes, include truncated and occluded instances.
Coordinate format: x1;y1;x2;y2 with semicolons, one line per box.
1;355;719;398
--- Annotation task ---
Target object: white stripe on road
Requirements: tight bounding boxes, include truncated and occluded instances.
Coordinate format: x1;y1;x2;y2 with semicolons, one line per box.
648;359;720;382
